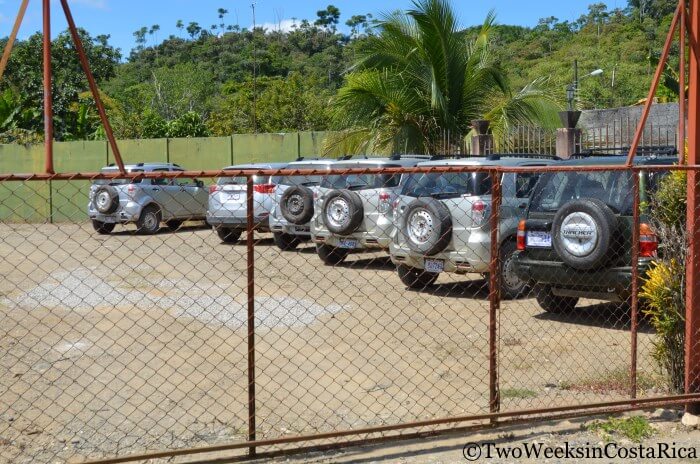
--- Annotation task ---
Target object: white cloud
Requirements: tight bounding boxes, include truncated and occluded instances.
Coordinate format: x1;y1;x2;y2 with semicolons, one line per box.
257;18;297;33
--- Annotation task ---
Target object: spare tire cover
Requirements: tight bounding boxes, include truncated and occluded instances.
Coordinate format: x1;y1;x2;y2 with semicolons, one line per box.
93;185;120;214
401;197;452;256
323;189;364;235
552;198;618;270
280;185;315;224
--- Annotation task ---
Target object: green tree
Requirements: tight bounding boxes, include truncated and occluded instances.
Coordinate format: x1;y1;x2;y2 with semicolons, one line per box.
186;22;202;39
315;5;341;32
218;8;229;33
328;0;560;154
176;19;184;37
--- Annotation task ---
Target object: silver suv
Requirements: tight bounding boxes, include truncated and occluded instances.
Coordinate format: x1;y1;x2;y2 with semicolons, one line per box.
207;163;288;243
311;156;428;265
389;156;557;297
88;163;207;235
269;159;336;251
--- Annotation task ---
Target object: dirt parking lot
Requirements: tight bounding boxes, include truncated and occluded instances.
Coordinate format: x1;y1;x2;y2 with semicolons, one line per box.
0;222;660;463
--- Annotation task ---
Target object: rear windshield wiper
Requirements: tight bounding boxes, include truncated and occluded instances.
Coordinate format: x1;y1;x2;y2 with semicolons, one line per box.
430;192;464;199
301;181;319;186
347;184;370;191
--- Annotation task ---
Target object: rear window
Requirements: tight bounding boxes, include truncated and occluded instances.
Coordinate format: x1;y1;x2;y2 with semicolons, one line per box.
529;170;634;214
320;164;401;190
94;169;143;185
401;172;492;199
216;175;270;185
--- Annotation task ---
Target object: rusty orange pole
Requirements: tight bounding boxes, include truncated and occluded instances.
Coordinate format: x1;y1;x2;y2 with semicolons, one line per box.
0;0;30;82
626;2;681;166
680;1;686;162
43;0;54;174
686;0;700;416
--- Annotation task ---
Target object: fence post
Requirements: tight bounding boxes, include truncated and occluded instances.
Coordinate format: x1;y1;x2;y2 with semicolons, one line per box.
488;170;501;415
684;0;700;419
556;111;582;159
471;120;493;156
246;174;257;455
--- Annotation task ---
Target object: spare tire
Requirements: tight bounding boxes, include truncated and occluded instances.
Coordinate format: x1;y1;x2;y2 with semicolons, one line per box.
552;198;618;270
93;185;120;214
280;185;315;224
401;198;452;256
323;190;364;235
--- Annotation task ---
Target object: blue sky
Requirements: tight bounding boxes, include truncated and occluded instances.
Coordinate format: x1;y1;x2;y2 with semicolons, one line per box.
1;0;625;57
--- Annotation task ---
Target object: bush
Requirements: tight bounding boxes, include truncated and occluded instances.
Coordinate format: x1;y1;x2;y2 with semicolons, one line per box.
640;169;686;393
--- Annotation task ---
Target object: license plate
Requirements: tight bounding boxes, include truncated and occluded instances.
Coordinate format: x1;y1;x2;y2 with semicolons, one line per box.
228;193;243;201
526;231;552;248
103;216;117;223
338;239;358;249
424;259;444;273
293;226;309;233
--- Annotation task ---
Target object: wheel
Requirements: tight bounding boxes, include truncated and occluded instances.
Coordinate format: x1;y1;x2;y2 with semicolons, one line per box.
316;243;349;265
216;227;242;244
401;198;452;256
534;285;578;313
93;185;120;214
165;220;184;231
136;205;162;235
322;190;364;235
499;241;528;299
552;198;618;270
280;186;315;224
92;220;115;235
274;232;300;251
397;264;438;289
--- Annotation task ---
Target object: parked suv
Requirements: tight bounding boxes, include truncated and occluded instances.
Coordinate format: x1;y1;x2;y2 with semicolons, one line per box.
389;156;557;297
88;163;207;235
513;155;676;312
269;159;336;251
311;156;428;264
208;163;288;243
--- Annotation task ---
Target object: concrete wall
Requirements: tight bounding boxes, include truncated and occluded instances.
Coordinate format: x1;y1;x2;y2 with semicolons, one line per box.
0;131;333;223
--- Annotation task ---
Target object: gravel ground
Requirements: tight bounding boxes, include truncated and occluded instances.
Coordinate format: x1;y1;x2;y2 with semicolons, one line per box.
0;222;664;463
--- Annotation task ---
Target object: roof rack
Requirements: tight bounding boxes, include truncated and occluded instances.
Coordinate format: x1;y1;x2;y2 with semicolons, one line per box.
572;145;678;158
337;154;369;161
486;153;562;161
389;154;432;160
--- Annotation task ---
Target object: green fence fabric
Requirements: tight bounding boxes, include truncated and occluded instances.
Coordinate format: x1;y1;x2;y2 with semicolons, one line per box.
0;132;333;222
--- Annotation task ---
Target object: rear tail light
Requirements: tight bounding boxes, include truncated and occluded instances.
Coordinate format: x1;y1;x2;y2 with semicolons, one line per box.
253;183;276;194
378;192;391;214
471;200;487;224
128;184;136;193
209;184;221;194
517;220;526;251
639;223;658;258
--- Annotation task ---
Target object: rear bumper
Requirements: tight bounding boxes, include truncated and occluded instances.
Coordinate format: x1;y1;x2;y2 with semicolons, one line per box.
269;212;311;237
311;218;395;250
513;252;652;301
207;213;270;230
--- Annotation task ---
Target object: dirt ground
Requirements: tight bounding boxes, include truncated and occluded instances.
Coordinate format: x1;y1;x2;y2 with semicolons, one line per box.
0;222;663;463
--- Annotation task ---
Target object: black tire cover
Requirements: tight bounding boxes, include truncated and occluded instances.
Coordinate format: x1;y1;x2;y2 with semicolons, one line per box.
401;197;452;256
93;185;120;214
280;185;315;224
323;189;364;235
552;198;618;270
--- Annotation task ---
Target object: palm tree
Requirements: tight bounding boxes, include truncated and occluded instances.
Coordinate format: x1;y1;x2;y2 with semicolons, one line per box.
327;0;560;155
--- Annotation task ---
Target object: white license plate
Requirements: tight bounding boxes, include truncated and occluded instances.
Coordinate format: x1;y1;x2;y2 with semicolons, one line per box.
526;231;552;248
339;239;358;249
227;193;243;201
424;259;444;273
293;226;309;233
103;216;117;223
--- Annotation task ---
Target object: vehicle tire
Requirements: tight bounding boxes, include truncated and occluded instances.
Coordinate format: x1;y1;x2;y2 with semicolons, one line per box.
136;205;162;235
316;243;349;265
534;285;578;314
93;185;120;214
397;264;438;289
217;227;242;244
552;198;618;271
401;198;452;256
274;232;300;251
280;186;315;225
499;240;528;299
166;220;184;231
323;190;364;235
92;220;115;235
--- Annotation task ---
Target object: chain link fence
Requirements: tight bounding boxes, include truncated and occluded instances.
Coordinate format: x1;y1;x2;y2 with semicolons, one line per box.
0;161;699;463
